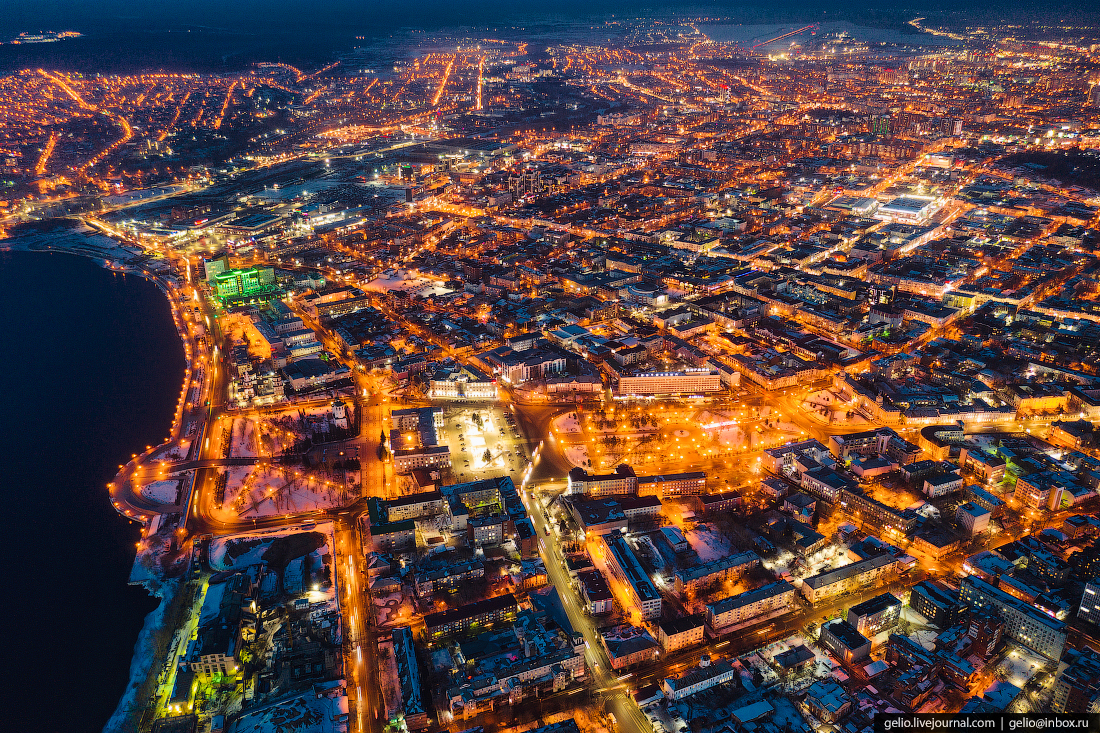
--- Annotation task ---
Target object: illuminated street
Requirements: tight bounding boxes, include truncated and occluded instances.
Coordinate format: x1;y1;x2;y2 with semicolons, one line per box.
4;9;1100;733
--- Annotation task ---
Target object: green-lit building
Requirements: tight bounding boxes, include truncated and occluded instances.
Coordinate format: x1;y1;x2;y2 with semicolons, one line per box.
213;266;278;303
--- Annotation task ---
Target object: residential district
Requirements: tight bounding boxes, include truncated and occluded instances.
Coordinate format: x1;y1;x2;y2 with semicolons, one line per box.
5;13;1100;733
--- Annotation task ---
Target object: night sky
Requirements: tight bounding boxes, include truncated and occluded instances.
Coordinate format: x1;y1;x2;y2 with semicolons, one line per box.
3;0;1095;77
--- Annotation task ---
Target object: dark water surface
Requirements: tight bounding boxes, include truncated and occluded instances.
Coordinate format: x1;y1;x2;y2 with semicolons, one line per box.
0;250;185;732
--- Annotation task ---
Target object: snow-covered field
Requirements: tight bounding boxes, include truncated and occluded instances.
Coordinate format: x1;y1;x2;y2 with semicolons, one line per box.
207;525;339;608
218;465;356;519
473;450;506;471
285;557;305;594
770;697;810;730
140;478;181;504
148;442;186;462
563;445;590;468
998;646;1048;688
686;523;732;562
229;418;259;458
764;546;846;580
694;409;728;424
552;412;582;434
705;425;745;448
228;688;348;733
363;272;437;295
210;535;274;571
223;465;254;498
799;390;872;424
373;590;415;627
559;411;657;436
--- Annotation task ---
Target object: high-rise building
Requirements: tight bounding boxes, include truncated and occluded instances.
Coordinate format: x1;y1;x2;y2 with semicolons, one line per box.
1052;647;1100;713
959;576;1067;659
1078;579;1100;625
601;534;662;619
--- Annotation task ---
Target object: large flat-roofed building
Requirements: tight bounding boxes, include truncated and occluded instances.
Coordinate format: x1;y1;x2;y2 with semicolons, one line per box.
923;471;965;498
961;451;1007;484
705;580;795;633
468;513;507;547
874;196;941;225
393;626;429;730
661;659;736;701
567;464;637;497
959;576;1067;659
917;424;962;461
966;484;1005;517
391;406;450;473
846;592;902;637
445;476;513;510
282;357;351;391
912;525;963;557
391;406;444;434
369;520;416;552
569;498;628;536
911;580;959;627
658;615;705;653
567;495;662;536
428;137;518;157
218;211;285;237
424;593;519;640
764;439;835;476
828;427;898;460
301;286;372;319
386;490;445;522
801;555;898;604
414;560;484;595
601;534;662;619
957;502;991;536
211;265;278;303
578;570;614;615
673;551;760;595
696;491;743;513
428;364;498;400
819;619;872;664
616;369;722;395
476;343;569;385
801;467;856;503
600;624;660;669
394;445;452;473
837;489;919;537
637;472;706;497
617;495;663;522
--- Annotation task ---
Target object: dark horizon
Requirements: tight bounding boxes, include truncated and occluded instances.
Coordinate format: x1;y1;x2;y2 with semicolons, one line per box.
3;0;1098;76
5;0;1100;37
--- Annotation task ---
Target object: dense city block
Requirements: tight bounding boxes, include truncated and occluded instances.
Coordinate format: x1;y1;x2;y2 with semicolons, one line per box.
5;12;1100;733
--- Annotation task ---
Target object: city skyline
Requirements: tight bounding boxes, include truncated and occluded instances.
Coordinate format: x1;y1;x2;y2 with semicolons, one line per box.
3;8;1100;733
